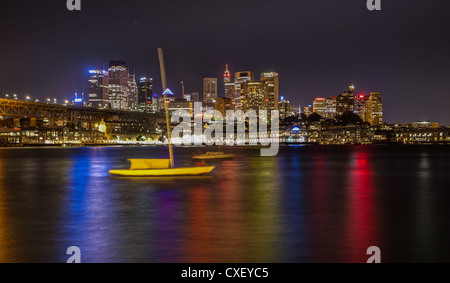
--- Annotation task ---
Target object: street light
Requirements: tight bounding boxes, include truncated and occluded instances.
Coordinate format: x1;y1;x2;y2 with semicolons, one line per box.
26;96;31;101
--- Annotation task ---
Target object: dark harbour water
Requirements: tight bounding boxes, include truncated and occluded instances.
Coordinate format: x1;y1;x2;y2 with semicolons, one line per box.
0;145;449;263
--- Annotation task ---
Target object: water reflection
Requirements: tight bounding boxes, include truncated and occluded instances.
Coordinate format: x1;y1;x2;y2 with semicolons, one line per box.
0;146;449;262
412;153;435;261
0;151;15;262
345;148;379;263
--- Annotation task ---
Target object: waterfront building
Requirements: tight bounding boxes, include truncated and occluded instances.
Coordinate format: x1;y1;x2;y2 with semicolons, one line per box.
410;121;440;128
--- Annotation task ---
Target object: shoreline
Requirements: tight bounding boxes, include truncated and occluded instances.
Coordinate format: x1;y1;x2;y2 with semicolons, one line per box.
1;142;450;149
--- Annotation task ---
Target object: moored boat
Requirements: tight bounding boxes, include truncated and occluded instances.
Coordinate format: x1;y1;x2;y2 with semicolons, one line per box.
193;152;235;160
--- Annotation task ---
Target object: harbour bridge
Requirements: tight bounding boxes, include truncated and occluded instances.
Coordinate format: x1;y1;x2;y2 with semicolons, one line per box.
0;98;166;134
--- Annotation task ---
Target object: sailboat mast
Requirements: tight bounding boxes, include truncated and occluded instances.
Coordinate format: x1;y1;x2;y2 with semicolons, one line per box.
158;48;174;168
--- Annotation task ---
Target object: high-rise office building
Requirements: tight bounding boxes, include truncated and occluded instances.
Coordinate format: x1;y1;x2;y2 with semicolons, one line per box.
203;77;218;110
88;69;109;109
325;96;337;119
336;85;355;116
313;98;326;118
260;72;280;112
108;60;132;110
203;78;218;103
224;64;231;84
224;65;236;107
137;77;153;112
243;81;265;112
279;97;294;120
234;71;254;111
366;92;383;126
128;75;138;110
354;93;368;122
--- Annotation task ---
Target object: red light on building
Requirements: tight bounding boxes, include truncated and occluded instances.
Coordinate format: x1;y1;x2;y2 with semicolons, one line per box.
358;94;366;99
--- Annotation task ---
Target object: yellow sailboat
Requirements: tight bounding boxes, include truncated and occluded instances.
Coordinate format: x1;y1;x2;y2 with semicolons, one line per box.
109;159;215;177
109;48;215;177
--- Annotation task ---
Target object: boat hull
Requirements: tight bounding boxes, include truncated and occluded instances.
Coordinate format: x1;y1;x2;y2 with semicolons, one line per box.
109;166;216;177
193;154;235;160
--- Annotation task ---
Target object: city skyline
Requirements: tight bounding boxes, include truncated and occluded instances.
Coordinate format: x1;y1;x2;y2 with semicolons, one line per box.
1;1;450;266
1;1;450;125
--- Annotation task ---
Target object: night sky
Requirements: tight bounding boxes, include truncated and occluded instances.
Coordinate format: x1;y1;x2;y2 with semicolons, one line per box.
1;0;450;124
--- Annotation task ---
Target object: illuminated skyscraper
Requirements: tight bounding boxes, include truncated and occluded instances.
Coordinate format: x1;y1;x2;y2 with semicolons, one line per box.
243;81;265;112
234;71;254;111
354;93;368;122
128;75;138;110
138;77;153;112
313;97;326;118
203;77;218;109
366;92;383;125
224;64;231;84
336;85;355;116
279;97;294;120
260;72;279;112
108;60;132;110
325;96;337;119
224;65;236;106
88;69;109;109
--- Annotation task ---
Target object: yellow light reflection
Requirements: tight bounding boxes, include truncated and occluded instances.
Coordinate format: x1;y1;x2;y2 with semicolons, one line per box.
245;157;281;262
0;150;16;262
